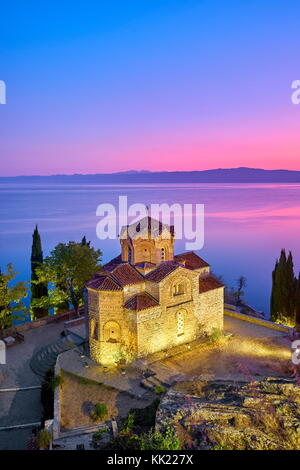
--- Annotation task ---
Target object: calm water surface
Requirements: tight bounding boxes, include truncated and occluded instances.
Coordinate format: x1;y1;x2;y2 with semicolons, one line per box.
1;183;300;317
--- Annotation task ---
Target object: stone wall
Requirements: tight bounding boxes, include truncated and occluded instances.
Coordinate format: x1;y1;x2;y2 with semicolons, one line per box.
88;269;224;366
88;289;138;366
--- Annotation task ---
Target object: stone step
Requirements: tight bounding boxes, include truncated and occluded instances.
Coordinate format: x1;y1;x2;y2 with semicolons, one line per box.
30;336;81;377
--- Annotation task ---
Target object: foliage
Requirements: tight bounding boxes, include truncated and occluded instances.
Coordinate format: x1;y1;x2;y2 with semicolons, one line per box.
224;275;247;306
109;426;181;451
92;426;109;449
122;412;135;433
235;276;247;304
0;263;29;329
32;240;102;316
93;426;109;441
270;249;299;326
37;428;52;449
30;225;48;319
206;328;224;344
50;374;64;391
155;385;166;395
139;426;181;450
91;402;108;421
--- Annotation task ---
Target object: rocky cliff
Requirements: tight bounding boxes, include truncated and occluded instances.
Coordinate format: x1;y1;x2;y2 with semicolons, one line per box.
156;378;300;450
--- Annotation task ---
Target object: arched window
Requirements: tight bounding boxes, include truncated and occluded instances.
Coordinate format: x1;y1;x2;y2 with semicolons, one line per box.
172;281;185;296
104;321;121;343
177;311;184;336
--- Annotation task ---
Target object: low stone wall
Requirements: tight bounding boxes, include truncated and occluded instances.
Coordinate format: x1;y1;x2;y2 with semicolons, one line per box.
224;309;292;334
0;308;84;339
52;358;62;440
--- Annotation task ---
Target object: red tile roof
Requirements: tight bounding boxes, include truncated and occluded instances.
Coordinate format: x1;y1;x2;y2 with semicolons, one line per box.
199;276;224;293
174;251;210;270
145;262;180;282
124;292;159;311
86;275;122;291
102;254;122;272
110;263;145;286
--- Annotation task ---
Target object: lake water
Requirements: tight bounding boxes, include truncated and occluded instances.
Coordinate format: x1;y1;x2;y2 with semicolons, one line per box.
1;182;300;317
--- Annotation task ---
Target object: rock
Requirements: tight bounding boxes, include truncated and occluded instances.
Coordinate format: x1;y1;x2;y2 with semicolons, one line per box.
156;378;300;450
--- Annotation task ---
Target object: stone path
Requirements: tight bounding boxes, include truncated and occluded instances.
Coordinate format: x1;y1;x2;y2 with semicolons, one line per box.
224;315;287;338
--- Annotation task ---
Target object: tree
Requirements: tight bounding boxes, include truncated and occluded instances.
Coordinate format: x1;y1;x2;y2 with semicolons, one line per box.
33;241;102;316
31;226;48;319
0;264;28;329
81;236;91;247
235;276;247;304
286;251;296;320
270;249;297;325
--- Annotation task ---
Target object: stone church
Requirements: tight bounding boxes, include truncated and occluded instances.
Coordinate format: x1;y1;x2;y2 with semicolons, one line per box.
86;216;224;366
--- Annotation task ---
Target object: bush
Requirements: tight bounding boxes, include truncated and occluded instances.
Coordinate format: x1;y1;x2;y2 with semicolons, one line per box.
37;429;52;449
140;426;181;450
155;385;166;395
108;426;181;451
91;402;108;421
93;426;109;440
206;328;224;344
122;413;135;433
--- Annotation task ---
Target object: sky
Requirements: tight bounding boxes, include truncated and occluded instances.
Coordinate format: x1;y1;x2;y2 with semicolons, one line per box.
0;0;300;176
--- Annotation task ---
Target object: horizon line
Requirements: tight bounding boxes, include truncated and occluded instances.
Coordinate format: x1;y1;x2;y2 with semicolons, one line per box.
1;166;300;178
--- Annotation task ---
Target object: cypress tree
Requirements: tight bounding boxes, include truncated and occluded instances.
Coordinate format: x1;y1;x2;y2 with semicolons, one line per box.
31;226;48;319
286;251;296;321
270;260;279;322
270;249;298;325
81;236;91;247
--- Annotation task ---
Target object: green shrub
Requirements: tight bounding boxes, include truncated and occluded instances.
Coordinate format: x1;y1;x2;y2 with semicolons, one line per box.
108;426;181;451
155;385;166;395
122;413;135;433
91;402;108;421
93;426;109;440
37;429;52;449
206;328;223;344
140;426;181;450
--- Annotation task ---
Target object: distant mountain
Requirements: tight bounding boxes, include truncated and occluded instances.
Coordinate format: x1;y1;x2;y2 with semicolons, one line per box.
1;167;300;183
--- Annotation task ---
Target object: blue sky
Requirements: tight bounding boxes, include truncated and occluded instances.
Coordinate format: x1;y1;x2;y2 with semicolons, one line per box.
1;1;300;175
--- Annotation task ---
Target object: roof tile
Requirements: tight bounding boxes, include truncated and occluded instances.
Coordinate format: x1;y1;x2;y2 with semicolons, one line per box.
174;252;210;270
199;276;224;293
124;292;159;311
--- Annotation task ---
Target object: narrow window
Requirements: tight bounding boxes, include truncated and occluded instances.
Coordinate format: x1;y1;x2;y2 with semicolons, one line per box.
177;311;184;336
